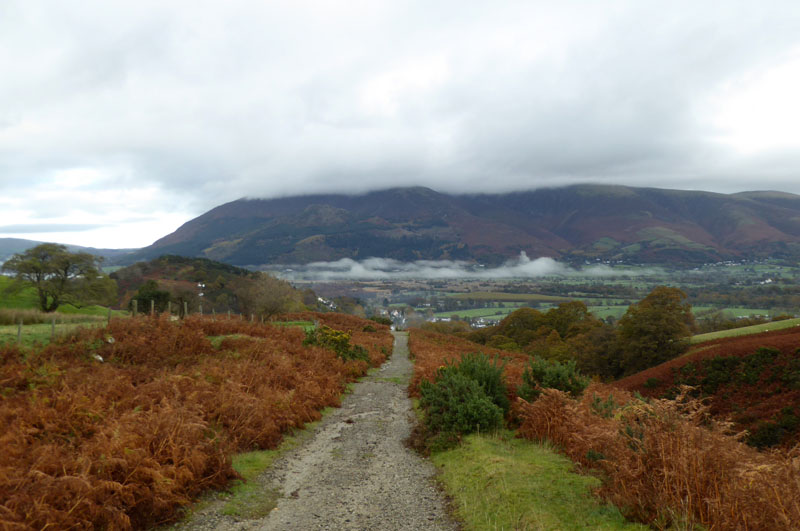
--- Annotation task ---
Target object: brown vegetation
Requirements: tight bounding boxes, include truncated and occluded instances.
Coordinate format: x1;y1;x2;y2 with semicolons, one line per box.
617;326;800;448
407;328;528;402
516;384;800;529
0;313;391;529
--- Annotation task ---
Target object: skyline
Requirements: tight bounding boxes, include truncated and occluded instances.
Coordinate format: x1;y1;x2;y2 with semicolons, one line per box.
2;1;800;248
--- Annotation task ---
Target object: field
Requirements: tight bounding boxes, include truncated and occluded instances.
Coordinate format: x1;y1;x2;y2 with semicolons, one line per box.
0;321;106;347
0;307;129;348
432;303;526;319
448;291;571;302
0;275;38;309
0;312;392;529
690;316;800;343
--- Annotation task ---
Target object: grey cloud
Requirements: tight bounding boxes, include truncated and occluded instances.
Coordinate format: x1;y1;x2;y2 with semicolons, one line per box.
2;0;800;240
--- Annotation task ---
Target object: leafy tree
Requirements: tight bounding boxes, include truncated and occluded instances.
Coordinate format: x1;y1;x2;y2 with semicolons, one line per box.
232;272;301;319
131;280;171;313
571;325;624;380
617;286;695;376
1;243;116;312
494;307;546;347
543;301;601;339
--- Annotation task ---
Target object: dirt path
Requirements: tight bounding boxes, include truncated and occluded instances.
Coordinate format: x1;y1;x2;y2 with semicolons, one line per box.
178;331;457;531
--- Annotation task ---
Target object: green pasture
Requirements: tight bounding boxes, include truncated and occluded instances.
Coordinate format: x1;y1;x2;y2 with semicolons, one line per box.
1;276;124;317
691;306;772;318
433;305;522;319
589;305;629;320
448;291;572;303
0;320;105;348
0;275;39;309
270;320;316;332
691;317;800;344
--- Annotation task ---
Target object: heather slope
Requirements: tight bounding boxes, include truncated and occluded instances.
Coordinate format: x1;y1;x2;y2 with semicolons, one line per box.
616;326;800;448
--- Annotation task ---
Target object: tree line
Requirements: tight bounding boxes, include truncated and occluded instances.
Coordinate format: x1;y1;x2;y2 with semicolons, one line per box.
425;286;695;380
1;244;313;319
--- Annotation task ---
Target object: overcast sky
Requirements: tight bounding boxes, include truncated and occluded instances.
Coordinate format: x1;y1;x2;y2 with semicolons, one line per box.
2;1;800;249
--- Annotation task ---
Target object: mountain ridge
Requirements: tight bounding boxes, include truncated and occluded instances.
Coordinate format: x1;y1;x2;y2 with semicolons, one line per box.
121;184;800;266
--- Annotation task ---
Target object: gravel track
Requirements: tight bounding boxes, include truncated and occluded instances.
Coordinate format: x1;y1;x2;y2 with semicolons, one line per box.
175;331;457;531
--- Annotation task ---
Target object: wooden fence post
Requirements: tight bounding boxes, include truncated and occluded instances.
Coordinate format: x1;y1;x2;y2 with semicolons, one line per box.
51;317;55;341
107;308;112;326
151;299;155;316
132;299;137;317
17;320;22;344
184;301;188;318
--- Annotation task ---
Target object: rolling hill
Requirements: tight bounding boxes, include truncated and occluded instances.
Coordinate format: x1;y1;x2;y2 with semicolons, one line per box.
116;185;800;267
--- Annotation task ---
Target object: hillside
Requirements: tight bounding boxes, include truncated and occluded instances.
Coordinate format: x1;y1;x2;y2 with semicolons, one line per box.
616;326;800;449
110;255;257;311
121;185;800;267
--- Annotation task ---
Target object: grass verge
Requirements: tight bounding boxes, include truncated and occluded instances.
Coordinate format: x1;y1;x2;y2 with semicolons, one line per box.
432;431;647;531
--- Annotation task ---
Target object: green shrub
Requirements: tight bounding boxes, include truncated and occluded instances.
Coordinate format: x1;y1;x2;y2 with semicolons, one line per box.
303;326;369;362
700;356;738;393
745;407;800;449
369;316;392;326
643;377;661;389
420;368;503;441
518;358;590;401
589;393;619;419
781;358;800;390
746;422;784;449
451;352;509;414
